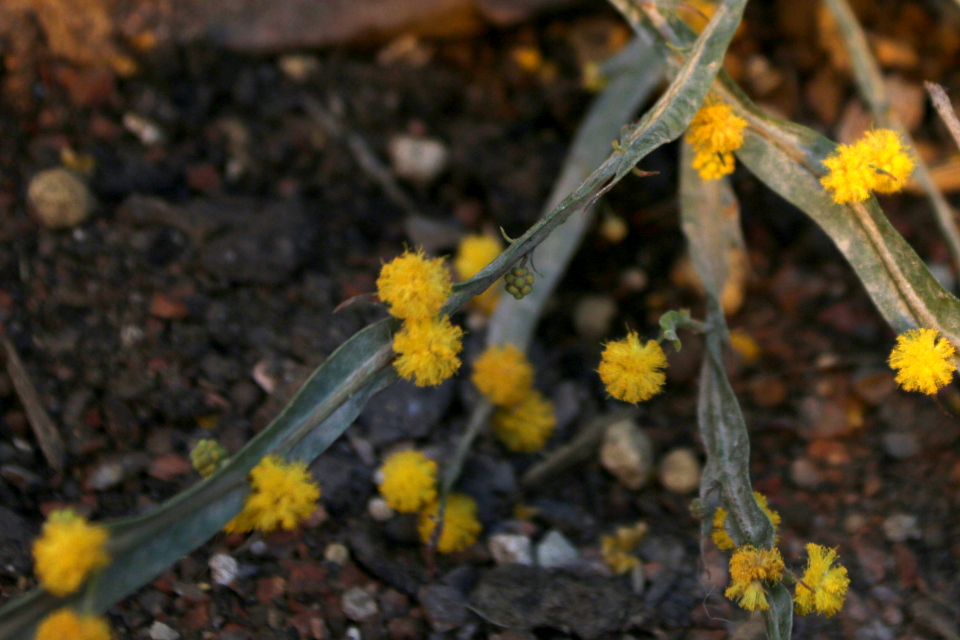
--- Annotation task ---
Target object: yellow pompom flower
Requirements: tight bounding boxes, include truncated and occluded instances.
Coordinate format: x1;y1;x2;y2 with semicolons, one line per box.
685;98;747;181
712;492;781;551
794;543;850;617
378;450;438;513
377;249;452;321
36;609;112;640
393;317;464;386
601;521;648;574
492;390;556;452
692;151;736;181
418;493;482;554
454;234;504;315
725;545;785;611
888;328;956;395
472;344;535;407
33;510;110;596
860;129;915;194
224;455;321;534
598;332;668;403
820;141;876;204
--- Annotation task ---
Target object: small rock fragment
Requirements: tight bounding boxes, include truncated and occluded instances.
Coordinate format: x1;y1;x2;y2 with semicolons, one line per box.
209;553;239;586
419;584;468;632
600;419;654;490
790;458;821;489
658;448;701;494
388;135;448;183
342;587;379;622
535;530;578;569
368;497;395;521
881;432;920;459
324;542;350;565
573;295;617;341
28;168;95;229
149;621;180;640
882;513;921;543
488;534;533;566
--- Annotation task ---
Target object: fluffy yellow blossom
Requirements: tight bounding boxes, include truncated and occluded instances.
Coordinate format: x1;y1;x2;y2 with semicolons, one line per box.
861;129;915;193
36;609;111;640
454;234;503;315
492;390;556;452
472;344;535;406
224;455;320;534
820;129;914;204
377;249;452;320
418;493;482;554
712;492;781;551
685;98;747;181
598;332;668;403
888;328;956;395
601;521;648;574
794;543;850;617
393;317;464;386
33;510;109;596
378;450;438;513
725;545;785;611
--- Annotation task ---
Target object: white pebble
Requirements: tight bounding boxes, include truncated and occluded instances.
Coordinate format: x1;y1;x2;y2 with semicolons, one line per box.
209;553;239;586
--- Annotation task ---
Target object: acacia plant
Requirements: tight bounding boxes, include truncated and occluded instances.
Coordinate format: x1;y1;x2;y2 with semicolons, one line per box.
2;1;959;639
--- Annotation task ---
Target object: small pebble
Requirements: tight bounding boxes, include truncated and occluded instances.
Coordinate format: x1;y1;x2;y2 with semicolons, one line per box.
28;168;95;229
882;513;920;543
488;534;533;565
600;419;654;490
535;530;579;568
573;295;618;341
368;497;395;521
342;587;379;622
658;448;701;494
209;552;239;586
388;135;448;183
881;432;920;459
149;621;180;640
324;542;350;565
790;458;821;489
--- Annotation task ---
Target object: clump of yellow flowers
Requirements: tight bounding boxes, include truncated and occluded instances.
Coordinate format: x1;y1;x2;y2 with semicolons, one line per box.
492;391;556;452
600;521;648;574
36;608;111;640
725;545;785;611
454;234;503;315
888;327;956;395
418;492;482;554
225;455;321;534
598;330;668;403
820;129;915;204
684;97;748;181
712;492;780;551
794;543;850;617
33;510;110;596
377;248;464;387
378;450;438;513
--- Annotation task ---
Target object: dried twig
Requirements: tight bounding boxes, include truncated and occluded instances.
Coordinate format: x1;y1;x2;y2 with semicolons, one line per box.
926;82;960;153
0;324;65;471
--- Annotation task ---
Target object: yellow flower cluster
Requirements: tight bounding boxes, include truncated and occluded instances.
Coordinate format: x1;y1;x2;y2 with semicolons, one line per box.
377;249;464;386
888;327;956;395
598;331;668;403
820;129;915;204
33;510;110;596
225;455;320;534
794;543;850;617
684;98;748;181
600;521;648;574
725;545;785;611
378;450;438;513
36;609;111;640
418;493;482;554
473;343;556;452
454;234;503;315
712;492;781;551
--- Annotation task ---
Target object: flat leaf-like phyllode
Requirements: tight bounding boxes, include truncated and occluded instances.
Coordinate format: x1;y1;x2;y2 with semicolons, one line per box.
712;492;781;550
598;332;668;403
888;327;956;395
32;510;110;596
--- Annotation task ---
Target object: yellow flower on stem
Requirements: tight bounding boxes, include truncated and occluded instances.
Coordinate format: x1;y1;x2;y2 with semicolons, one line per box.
418;493;482;554
454;234;503;315
377;249;452;321
724;545;785;611
472;344;535;407
492;389;556;452
685;98;747;181
598;332;668;403
692;151;736;181
794;543;850;617
378;450;438;513
33;510;109;596
712;492;781;551
888;328;956;395
36;609;111;640
601;521;648;574
393;317;464;387
820;141;876;204
224;455;321;534
860;129;915;194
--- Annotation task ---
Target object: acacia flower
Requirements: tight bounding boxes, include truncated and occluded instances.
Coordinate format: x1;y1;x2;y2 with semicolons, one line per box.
712;492;781;551
794;543;850;617
725;545;785;611
601;521;648;574
492;390;556;452
598;332;668;403
377;249;452;320
860;129;915;193
418;493;482;554
454;234;503;314
393;317;464;386
33;510;109;596
378;450;438;513
36;609;111;640
888;328;956;395
472;344;535;407
190;438;228;478
685;98;747;181
820;128;915;204
224;455;320;534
